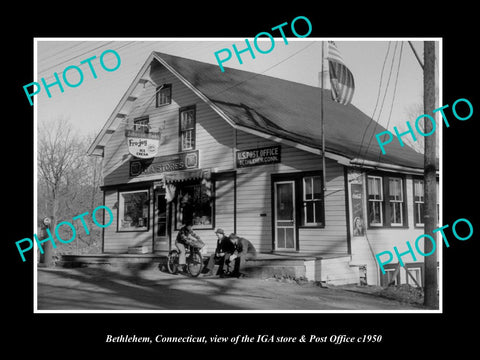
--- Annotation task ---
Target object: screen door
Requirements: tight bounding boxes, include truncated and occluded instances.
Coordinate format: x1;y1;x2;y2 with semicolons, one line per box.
274;181;296;250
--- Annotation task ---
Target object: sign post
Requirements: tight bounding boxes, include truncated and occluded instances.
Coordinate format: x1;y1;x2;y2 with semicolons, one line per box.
39;217;54;267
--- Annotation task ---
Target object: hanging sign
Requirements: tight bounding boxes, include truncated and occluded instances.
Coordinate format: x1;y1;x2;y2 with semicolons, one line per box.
125;129;161;159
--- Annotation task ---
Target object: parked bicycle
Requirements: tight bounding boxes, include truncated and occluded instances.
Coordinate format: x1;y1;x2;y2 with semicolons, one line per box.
167;242;204;277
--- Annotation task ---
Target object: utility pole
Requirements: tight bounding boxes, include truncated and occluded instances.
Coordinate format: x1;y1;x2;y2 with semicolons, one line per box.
423;41;438;308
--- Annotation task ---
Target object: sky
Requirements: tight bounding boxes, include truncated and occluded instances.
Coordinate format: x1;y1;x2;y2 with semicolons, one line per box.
35;39;434;140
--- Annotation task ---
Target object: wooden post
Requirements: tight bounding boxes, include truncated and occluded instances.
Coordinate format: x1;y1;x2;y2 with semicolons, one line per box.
423;41;438;308
321;41;327;192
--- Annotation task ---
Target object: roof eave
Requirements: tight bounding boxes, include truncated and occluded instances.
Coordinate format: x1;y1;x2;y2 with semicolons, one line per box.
87;52;158;156
349;158;436;175
87;51;427;174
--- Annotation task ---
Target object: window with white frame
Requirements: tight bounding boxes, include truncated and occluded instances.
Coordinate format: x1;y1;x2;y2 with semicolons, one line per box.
118;189;149;231
413;179;439;226
367;174;406;227
385;268;398;285
134;116;149;134
389;177;404;226
179;106;195;151
156;84;171;107
413;179;424;226
367;176;383;226
302;176;324;226
406;267;422;287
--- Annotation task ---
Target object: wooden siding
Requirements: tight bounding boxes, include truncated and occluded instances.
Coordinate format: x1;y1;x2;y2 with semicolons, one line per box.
366;176;426;261
101;61;348;255
215;175;236;233
103;188;153;253
102;61;234;187
347;172;435;285
102;61;235;253
235;131;348;254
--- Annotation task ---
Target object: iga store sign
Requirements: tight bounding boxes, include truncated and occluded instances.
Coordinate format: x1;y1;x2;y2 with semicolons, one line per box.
129;150;199;177
125;129;161;159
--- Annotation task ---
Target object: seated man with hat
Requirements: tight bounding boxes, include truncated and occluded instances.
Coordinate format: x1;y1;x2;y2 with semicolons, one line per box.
226;233;257;277
202;228;235;277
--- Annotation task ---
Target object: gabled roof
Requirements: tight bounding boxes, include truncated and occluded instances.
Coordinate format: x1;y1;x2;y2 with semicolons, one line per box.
89;51;428;172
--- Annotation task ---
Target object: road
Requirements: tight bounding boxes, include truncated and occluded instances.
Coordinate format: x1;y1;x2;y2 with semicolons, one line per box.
36;267;423;311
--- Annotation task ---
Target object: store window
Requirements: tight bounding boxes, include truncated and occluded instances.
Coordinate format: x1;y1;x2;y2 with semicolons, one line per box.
156;84;172;107
302;176;324;226
118;189;149;231
367;174;406;228
176;181;213;229
134;116;149;134
179;106;196;151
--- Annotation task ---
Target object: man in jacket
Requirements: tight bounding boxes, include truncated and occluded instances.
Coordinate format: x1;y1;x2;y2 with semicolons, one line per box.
175;221;202;273
226;233;257;277
202;228;235;276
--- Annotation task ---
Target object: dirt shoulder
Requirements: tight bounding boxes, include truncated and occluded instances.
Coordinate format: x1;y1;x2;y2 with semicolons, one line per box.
36;267;428;311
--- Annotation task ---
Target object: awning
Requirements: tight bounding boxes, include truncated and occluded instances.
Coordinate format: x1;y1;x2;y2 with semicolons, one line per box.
153;169;213;202
163;169;211;184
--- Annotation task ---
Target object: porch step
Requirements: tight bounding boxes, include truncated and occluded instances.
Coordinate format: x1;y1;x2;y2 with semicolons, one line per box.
57;254;166;269
56;253;361;285
317;255;360;286
243;263;306;279
205;256;310;279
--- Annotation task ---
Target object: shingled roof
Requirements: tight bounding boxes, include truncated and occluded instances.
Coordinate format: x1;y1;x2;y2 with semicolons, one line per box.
90;51;428;171
153;52;425;170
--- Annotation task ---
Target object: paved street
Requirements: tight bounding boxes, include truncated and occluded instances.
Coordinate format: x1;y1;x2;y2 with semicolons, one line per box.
37;267;423;311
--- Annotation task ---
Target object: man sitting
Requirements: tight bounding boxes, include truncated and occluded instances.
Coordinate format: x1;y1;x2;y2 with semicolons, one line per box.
226;233;257;277
202;228;234;277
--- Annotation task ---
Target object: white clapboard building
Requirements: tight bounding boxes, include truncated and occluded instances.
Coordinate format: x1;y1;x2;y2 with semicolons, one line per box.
88;51;438;286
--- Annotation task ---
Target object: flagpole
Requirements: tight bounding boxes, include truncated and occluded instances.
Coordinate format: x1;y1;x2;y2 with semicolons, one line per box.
321;41;327;192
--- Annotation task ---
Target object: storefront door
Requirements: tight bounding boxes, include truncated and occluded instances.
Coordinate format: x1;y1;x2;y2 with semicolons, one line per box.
274;181;297;250
153;189;169;252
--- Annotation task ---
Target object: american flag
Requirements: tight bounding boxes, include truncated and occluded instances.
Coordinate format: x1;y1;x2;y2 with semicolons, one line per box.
327;41;355;105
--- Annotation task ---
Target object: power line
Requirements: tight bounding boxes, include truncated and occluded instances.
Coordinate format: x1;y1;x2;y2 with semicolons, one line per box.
360;41;399;159
408;41;423;69
204;41;317;98
37;41;117;76
36;42;142;89
38;42;86;65
355;41;392;161
376;41;404;162
126;41;317;122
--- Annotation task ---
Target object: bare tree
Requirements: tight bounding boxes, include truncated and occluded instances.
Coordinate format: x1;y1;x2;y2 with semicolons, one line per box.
400;103;425;153
37;118;103;257
39;118;82;221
